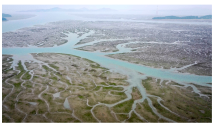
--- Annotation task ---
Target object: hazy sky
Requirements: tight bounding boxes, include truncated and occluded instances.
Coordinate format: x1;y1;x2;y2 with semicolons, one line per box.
2;5;212;15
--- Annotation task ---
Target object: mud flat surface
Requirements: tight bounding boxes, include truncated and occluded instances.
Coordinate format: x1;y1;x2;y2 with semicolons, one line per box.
72;21;211;76
76;40;131;52
2;53;211;122
107;42;211;76
2;21;85;47
2;53;128;122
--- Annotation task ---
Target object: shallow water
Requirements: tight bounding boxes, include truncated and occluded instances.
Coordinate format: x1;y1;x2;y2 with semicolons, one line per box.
53;92;61;98
63;98;71;110
28;102;37;105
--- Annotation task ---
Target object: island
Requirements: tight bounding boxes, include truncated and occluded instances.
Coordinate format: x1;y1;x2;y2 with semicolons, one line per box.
2;17;7;21
2;13;12;21
152;15;212;19
3;13;12;17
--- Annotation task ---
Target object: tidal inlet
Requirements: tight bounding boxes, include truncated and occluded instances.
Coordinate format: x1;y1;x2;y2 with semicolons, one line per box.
2;5;212;123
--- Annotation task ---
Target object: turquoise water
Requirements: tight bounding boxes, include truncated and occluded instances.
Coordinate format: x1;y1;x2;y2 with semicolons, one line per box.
2;13;212;88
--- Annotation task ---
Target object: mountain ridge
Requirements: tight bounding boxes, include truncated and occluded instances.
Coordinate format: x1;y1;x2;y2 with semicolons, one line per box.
19;7;116;12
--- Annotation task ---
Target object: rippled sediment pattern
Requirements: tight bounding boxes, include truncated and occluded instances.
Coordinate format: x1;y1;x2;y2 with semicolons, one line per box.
2;53;211;122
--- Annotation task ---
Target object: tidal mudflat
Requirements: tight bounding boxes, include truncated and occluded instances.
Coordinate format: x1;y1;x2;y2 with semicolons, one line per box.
2;53;129;122
2;53;211;122
3;20;212;76
2;19;212;123
73;21;212;76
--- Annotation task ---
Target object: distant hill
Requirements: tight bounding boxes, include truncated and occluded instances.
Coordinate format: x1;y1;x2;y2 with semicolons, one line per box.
19;7;116;12
199;15;212;19
152;15;212;19
2;13;12;17
2;17;7;21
